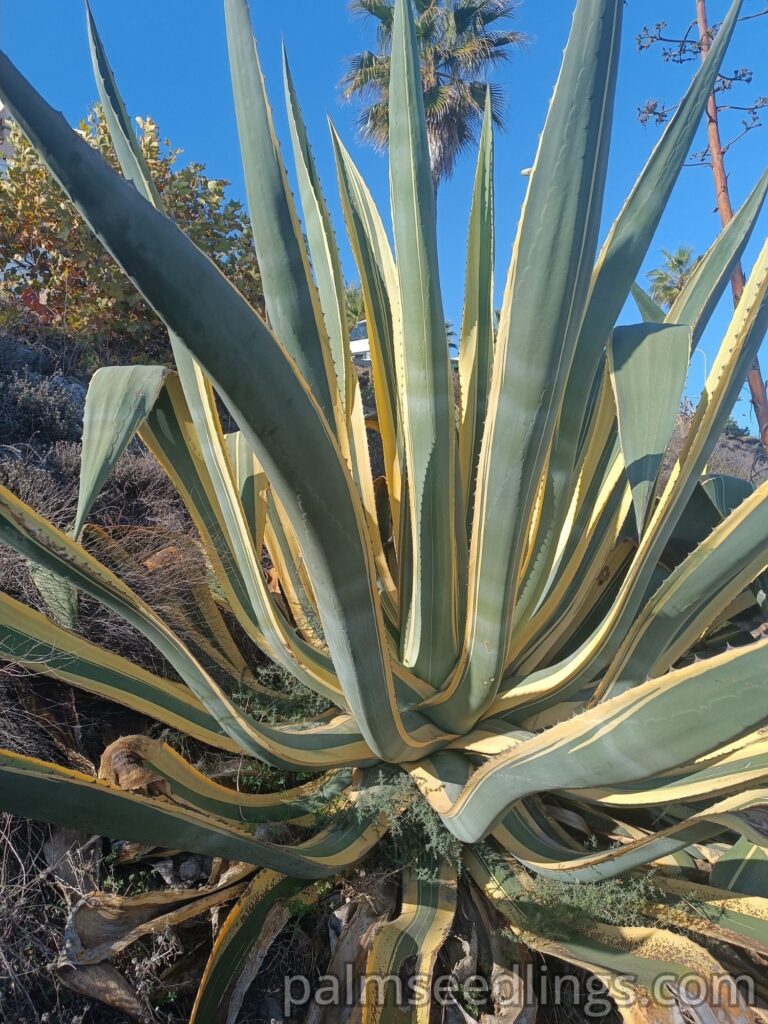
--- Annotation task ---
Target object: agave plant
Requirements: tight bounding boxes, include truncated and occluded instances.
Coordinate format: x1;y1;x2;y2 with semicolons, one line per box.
2;0;768;1019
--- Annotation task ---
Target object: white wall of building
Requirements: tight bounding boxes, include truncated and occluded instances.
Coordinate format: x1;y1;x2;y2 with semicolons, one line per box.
0;103;13;163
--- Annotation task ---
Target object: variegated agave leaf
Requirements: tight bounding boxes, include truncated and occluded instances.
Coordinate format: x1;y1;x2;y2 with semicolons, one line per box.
0;0;767;1019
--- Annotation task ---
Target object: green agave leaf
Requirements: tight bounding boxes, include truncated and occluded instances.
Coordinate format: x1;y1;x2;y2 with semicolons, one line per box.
630;282;665;324
283;51;349;416
602;238;768;629
649;875;768;958
711;836;768;897
0;49;440;764
408;748;475;814
575;731;768;808
361;853;457;1024
508;475;631;677
154;369;345;704
702;474;754;517
0;591;240;751
191;870;315;1024
153;407;423;713
664;480;724;556
87;3;294;681
598;478;768;698
86;4;315;694
74;365;169;540
29;563;79;630
566;0;743;443
104;736;352;825
502;237;768;721
607;323;691;534
85;0;161;207
140;385;268;636
329;124;400;443
495;792;764;884
225;429;268;551
466;845;752;1020
329;125;405;557
78;371;344;709
389;0;461;684
282;55;395;617
521;0;744;621
522;543;634;676
458;90;495;528
223;0;335;426
668;168;768;345
264;495;325;646
0;484;379;770
504;382;629;673
0;750;385;879
160;341;352;714
330;126;400;376
446;638;768;842
429;0;623;730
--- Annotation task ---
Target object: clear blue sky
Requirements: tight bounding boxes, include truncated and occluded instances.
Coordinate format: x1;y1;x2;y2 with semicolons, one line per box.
4;0;768;429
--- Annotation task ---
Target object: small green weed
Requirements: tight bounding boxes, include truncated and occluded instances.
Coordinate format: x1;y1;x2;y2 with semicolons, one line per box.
517;871;661;941
231;661;333;723
324;767;463;878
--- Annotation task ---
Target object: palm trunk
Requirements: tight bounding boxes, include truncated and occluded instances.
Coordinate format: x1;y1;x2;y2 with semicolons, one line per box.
696;0;768;452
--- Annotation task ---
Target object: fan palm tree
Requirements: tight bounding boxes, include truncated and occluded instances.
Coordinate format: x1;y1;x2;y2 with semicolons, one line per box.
647;246;701;310
341;0;526;188
345;281;367;329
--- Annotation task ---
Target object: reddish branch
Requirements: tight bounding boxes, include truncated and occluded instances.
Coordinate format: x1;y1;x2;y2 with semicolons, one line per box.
696;0;768;451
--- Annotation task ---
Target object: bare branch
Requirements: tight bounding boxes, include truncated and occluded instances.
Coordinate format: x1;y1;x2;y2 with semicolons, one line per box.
738;6;768;22
721;112;765;154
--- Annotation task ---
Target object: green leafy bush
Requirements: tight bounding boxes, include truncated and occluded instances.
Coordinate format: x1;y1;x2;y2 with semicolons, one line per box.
0;109;263;368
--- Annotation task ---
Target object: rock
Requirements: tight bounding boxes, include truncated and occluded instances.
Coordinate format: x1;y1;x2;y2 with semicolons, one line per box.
50;374;87;410
177;855;210;884
151;859;176;887
328;901;357;952
43;828;101;895
0;336;46;374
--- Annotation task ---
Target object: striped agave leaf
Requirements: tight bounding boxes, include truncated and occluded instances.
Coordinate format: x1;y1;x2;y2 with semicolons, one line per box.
361;853;457;1024
0;0;767;1018
190;870;320;1024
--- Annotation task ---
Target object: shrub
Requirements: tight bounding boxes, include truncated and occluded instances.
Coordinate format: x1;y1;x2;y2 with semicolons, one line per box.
723;413;751;439
0;370;83;445
0;108;263;369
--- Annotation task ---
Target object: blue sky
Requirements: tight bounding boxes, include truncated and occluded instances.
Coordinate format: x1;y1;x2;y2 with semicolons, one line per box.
4;0;768;429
